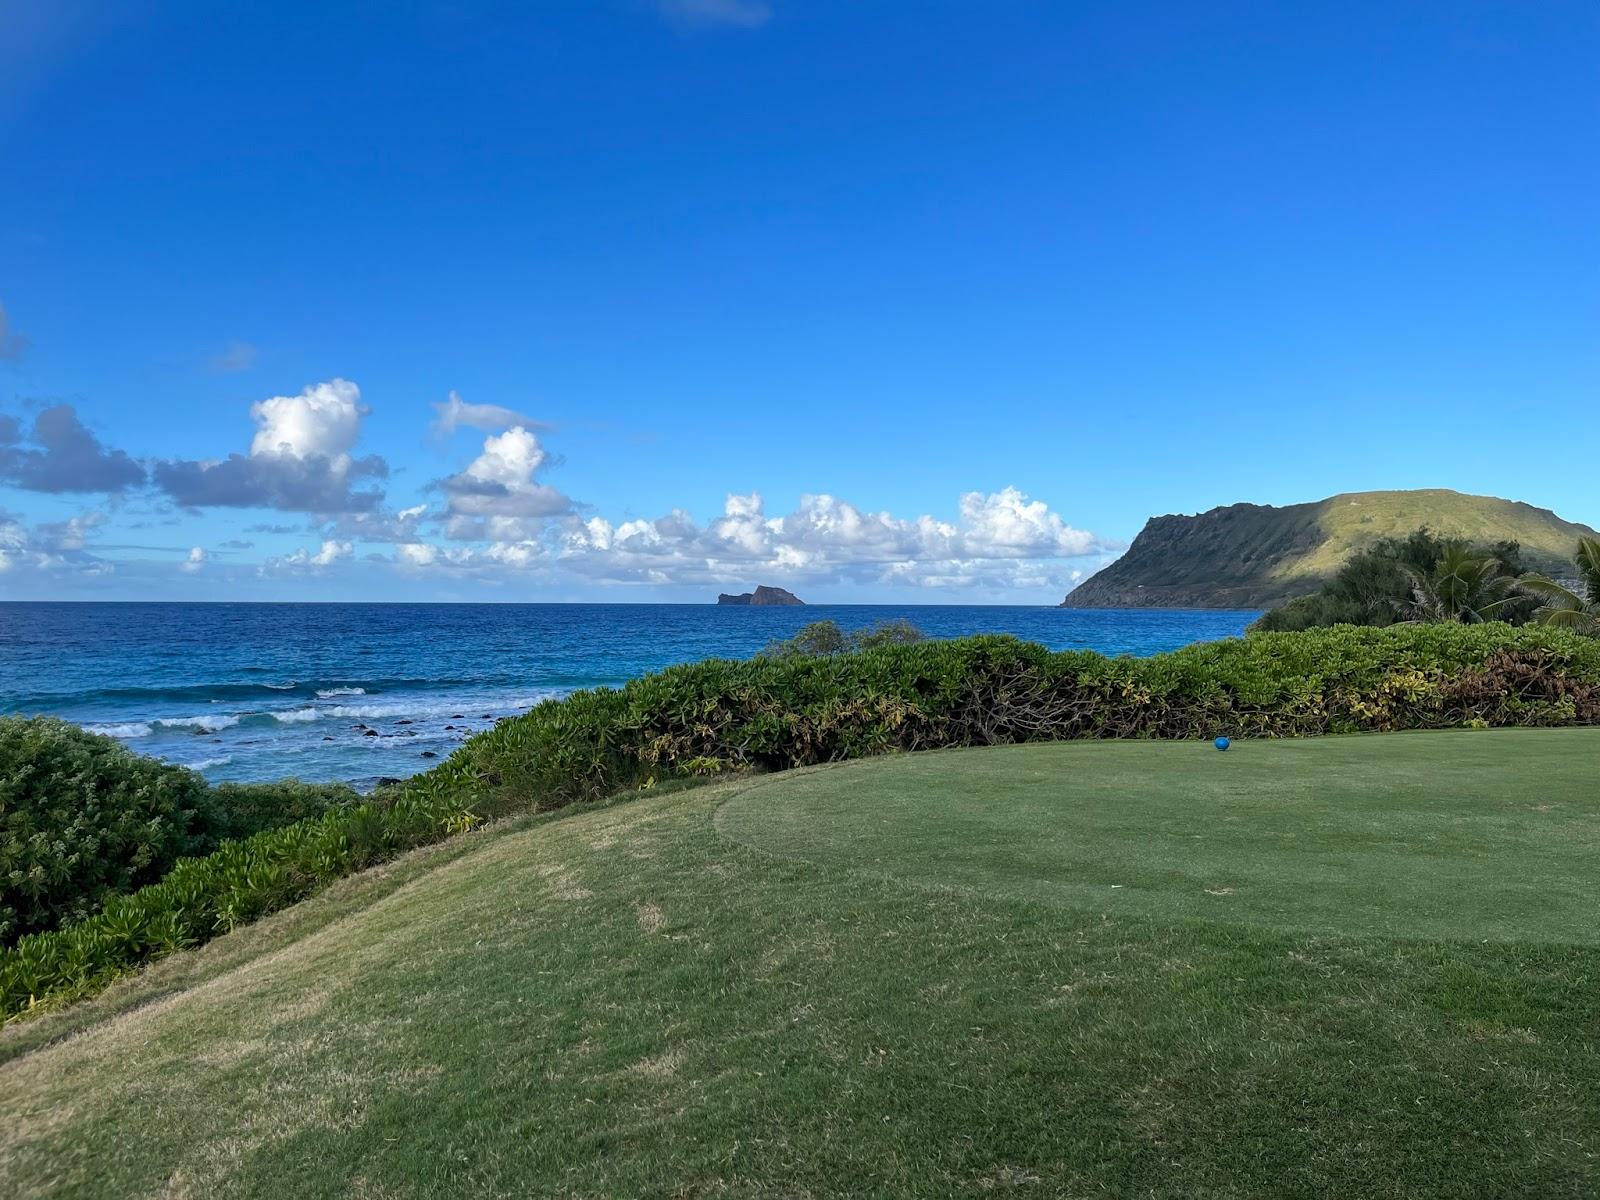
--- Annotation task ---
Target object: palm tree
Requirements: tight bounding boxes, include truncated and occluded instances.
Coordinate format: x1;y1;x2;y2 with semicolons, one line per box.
1518;537;1600;636
1401;546;1521;624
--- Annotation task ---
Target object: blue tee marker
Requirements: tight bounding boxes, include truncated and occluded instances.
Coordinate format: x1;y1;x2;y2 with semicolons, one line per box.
1215;736;1231;751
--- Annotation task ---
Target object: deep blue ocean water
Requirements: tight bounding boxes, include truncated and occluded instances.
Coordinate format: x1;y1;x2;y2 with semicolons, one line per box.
0;603;1258;787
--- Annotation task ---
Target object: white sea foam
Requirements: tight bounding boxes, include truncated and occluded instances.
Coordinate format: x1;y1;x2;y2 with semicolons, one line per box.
315;687;366;698
263;681;297;691
153;714;241;733
329;701;469;721
87;721;154;739
188;755;233;770
273;707;322;724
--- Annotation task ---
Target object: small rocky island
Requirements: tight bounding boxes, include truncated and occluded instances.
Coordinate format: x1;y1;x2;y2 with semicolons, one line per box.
716;585;805;606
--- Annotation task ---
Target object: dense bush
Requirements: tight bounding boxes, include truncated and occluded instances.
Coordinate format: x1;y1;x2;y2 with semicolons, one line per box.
0;778;482;1017
206;780;361;842
0;719;214;947
451;621;1600;812
7;621;1600;1020
0;719;361;948
761;619;927;657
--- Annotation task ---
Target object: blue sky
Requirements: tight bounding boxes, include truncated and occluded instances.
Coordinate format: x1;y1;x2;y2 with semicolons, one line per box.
1;0;1595;602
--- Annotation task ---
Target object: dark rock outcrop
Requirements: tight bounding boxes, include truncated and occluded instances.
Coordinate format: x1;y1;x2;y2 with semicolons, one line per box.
717;585;805;606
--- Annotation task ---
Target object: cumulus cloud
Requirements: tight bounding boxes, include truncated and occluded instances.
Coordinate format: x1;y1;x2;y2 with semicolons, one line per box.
0;509;113;576
209;341;258;373
153;379;387;513
323;504;430;545
0;303;29;361
657;0;772;28
395;486;1114;593
429;390;548;438
35;510;107;551
439;425;572;539
262;538;353;574
0;404;146;493
180;546;206;574
305;539;352;567
396;542;438;567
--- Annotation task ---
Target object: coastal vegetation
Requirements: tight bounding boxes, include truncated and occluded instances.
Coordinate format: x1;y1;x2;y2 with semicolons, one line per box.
5;621;1600;1021
760;617;926;656
1253;530;1600;634
1063;488;1597;609
3;731;1597;1195
0;718;357;947
1250;529;1534;631
1520;535;1600;634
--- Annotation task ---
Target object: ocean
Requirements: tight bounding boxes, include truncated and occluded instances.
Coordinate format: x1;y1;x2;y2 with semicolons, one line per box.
0;603;1258;787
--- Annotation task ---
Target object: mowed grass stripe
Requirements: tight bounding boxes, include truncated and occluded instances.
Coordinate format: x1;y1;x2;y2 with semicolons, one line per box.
0;732;1595;1197
716;729;1600;946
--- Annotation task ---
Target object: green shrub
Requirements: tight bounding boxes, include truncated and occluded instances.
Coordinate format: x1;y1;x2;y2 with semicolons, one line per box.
206;780;362;842
8;621;1600;1021
0;719;362;949
0;719;214;947
451;621;1600;812
0;778;482;1018
762;618;926;657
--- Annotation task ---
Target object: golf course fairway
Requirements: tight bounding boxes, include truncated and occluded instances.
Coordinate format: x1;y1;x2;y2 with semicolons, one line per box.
3;729;1597;1197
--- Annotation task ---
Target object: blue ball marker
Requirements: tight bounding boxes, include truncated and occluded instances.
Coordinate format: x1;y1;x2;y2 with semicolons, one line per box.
1214;736;1231;751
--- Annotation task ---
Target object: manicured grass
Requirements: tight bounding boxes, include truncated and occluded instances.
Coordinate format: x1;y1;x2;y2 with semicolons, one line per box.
3;731;1598;1197
717;729;1600;945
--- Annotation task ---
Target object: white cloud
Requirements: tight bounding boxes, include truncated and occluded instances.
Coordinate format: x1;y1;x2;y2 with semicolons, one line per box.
440;425;572;537
324;504;428;545
396;542;438;567
262;538;353;574
310;539;352;566
35;511;106;551
0;510;113;576
180;546;206;574
394;486;1114;595
429;390;547;438
249;379;365;464
154;378;387;513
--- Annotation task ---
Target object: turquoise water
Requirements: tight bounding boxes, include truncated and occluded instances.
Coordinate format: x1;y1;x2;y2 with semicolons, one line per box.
0;603;1258;786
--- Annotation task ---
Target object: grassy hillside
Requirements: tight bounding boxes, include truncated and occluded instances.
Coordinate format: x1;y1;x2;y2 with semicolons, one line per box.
1063;488;1598;609
4;731;1597;1198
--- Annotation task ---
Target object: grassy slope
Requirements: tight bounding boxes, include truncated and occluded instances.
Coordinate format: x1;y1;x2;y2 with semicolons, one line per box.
3;732;1599;1198
1294;489;1599;578
1064;488;1598;607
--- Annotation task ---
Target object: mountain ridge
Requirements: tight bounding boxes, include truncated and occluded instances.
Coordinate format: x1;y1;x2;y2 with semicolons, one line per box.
1062;489;1597;609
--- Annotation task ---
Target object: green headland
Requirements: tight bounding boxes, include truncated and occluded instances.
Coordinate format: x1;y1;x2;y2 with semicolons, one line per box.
1063;488;1598;609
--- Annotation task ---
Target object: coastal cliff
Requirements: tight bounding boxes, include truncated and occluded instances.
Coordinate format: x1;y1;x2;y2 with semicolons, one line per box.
1062;489;1597;609
717;585;805;606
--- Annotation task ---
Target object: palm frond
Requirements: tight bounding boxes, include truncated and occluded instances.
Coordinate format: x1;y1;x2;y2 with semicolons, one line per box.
1518;574;1584;608
1535;606;1600;634
1575;537;1600;604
